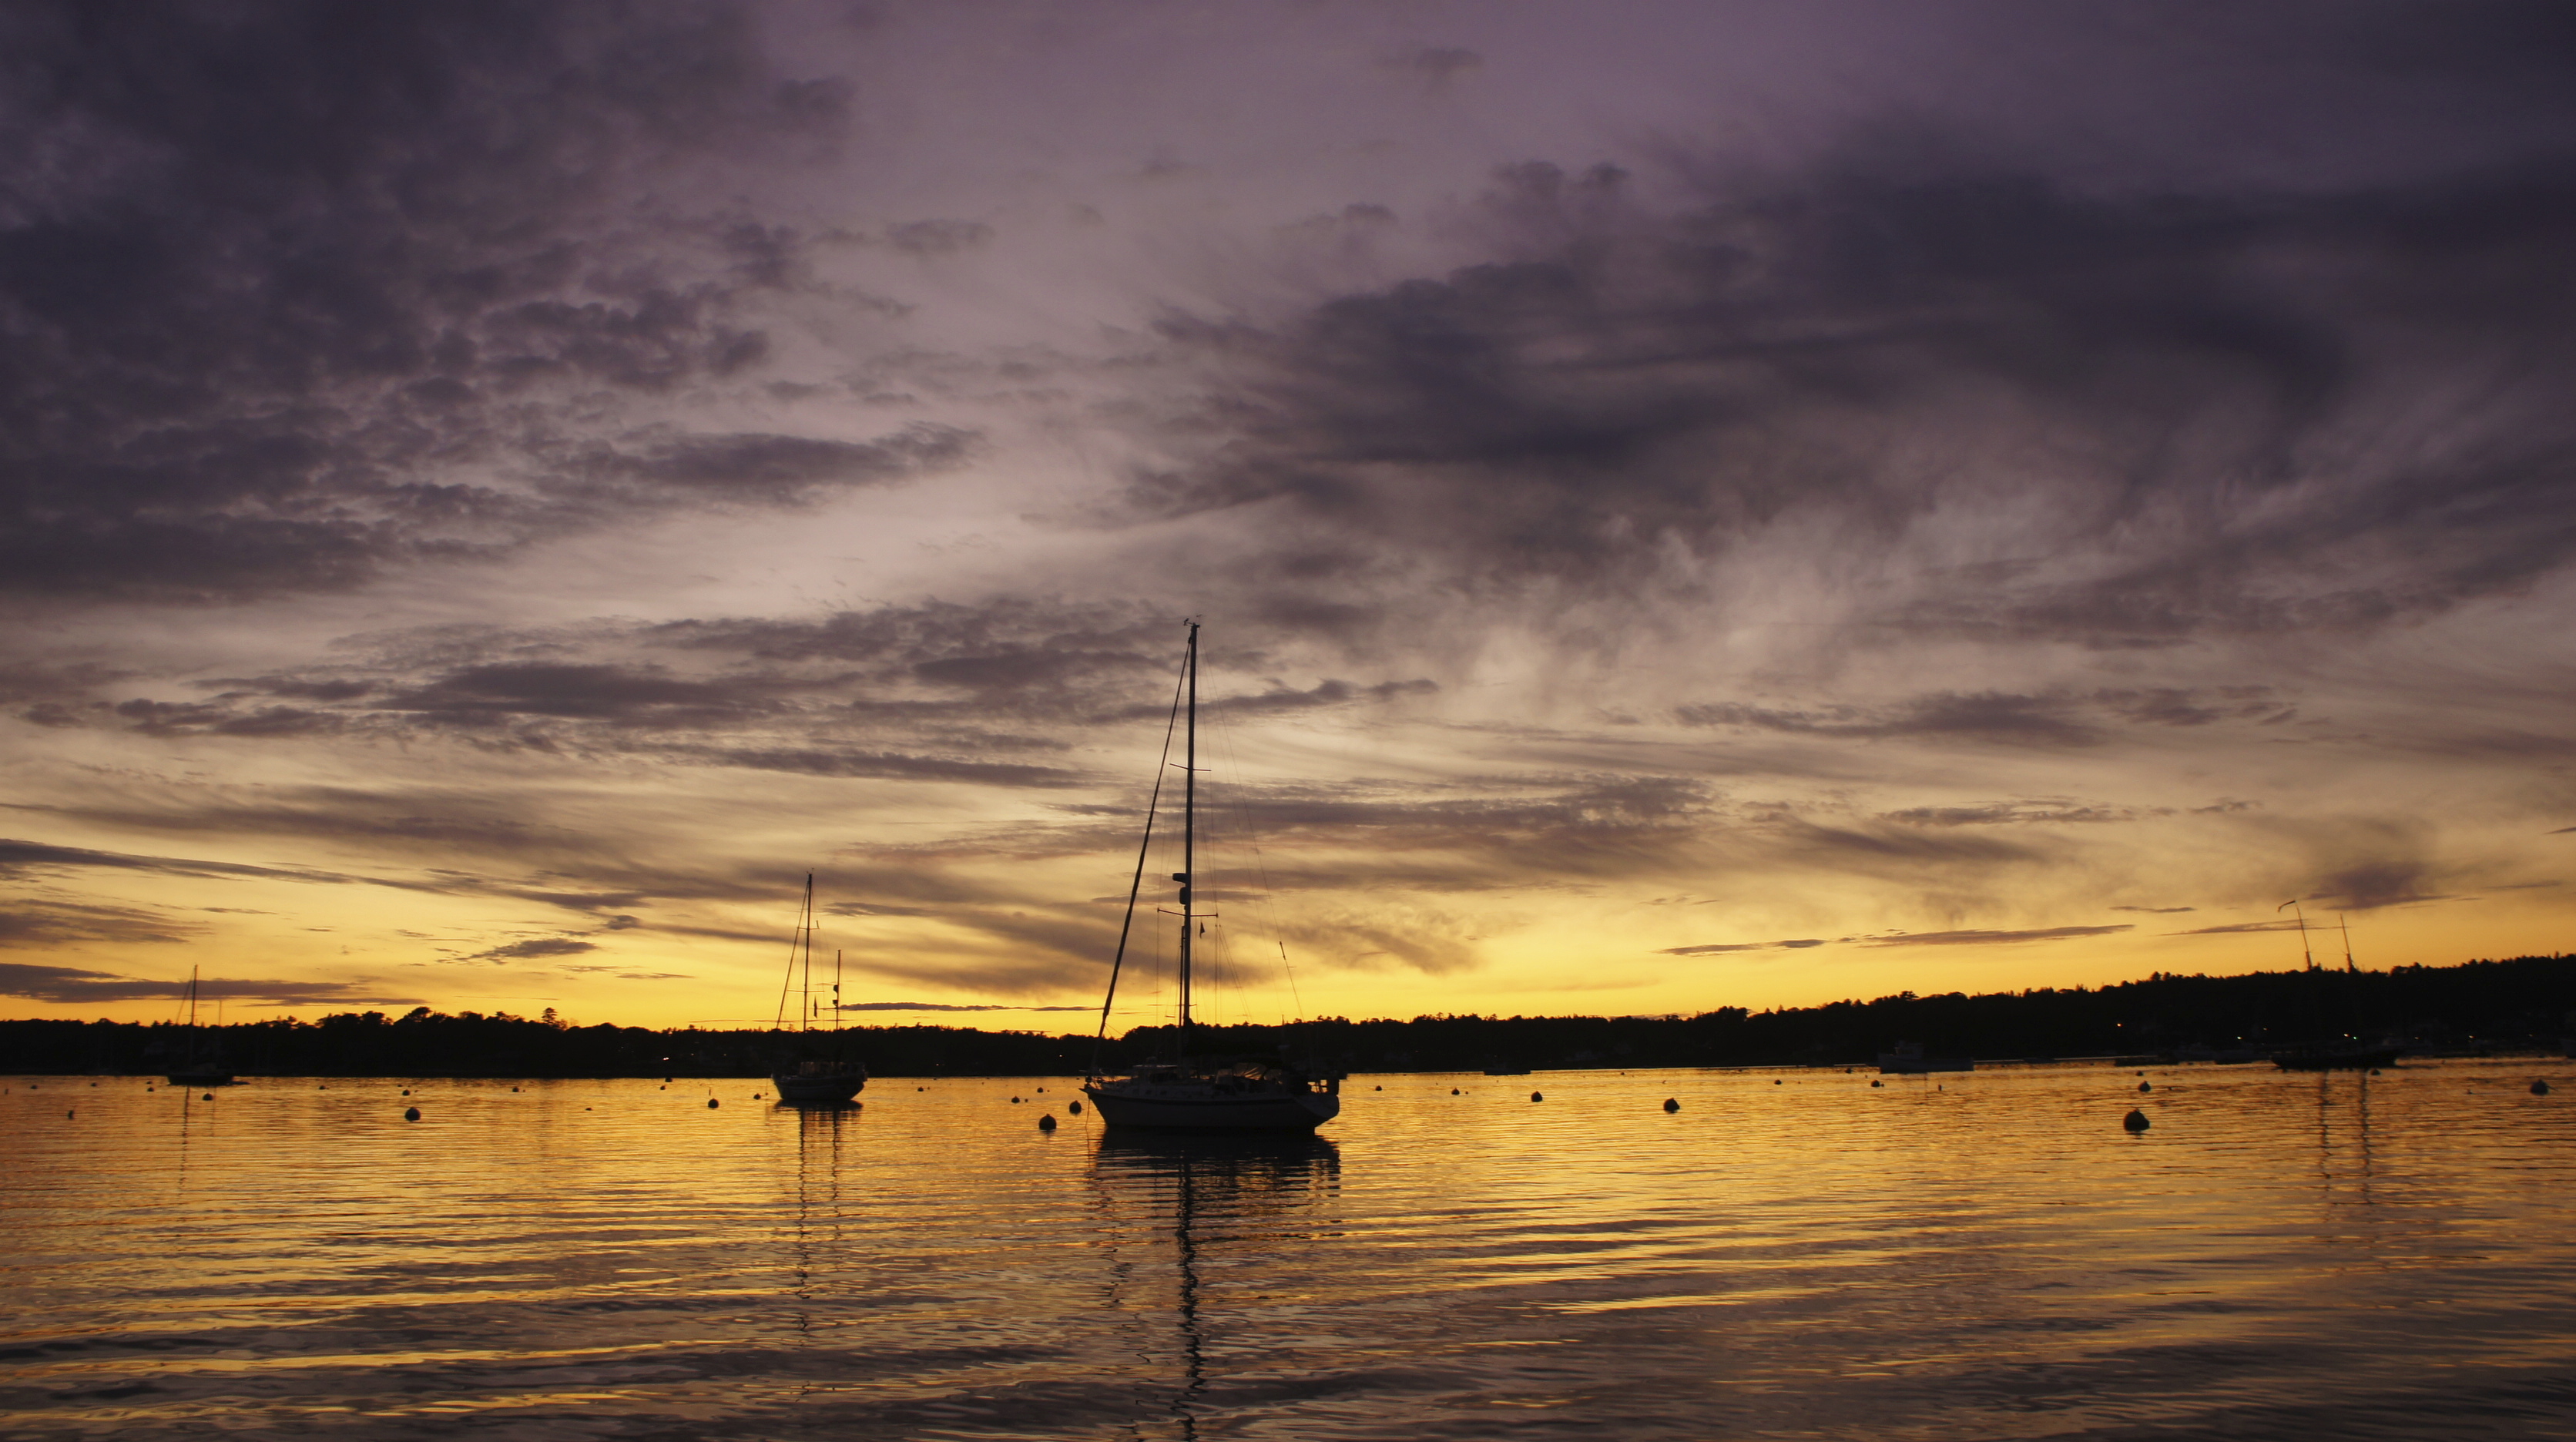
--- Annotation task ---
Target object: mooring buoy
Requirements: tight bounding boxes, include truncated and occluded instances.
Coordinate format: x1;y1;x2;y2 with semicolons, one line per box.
1870;1079;1882;1088
2533;1079;2552;1096
1450;1088;1460;1095
202;1093;213;1101
1531;1092;1544;1102
1067;1101;1082;1114
707;1098;719;1109
1038;1114;1058;1131
1662;1098;1680;1113
404;1107;421;1121
2138;1081;2152;1093
2123;1108;2150;1132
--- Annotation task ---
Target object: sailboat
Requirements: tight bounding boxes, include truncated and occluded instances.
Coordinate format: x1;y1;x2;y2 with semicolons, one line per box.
2268;900;2403;1071
166;966;236;1087
769;874;867;1105
1082;622;1343;1132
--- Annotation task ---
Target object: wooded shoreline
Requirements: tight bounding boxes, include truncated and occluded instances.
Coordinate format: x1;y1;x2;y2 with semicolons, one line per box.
5;953;2568;1078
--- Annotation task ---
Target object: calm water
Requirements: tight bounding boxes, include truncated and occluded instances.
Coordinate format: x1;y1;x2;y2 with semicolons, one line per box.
5;1061;2574;1440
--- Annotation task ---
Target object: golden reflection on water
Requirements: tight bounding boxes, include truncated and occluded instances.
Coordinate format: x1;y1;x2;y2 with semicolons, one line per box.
4;1061;2574;1440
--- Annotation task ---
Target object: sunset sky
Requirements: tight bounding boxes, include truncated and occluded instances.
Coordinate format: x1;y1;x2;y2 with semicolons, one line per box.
5;1;2574;1031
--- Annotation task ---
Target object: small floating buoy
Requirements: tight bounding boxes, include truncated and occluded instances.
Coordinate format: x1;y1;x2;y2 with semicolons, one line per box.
1531;1092;1543;1102
66;1109;74;1118
2123;1108;2150;1132
1450;1088;1459;1095
512;1087;519;1093
404;1107;420;1121
1662;1098;1680;1113
1870;1079;1882;1088
1068;1101;1082;1114
917;1087;924;1092
146;1087;153;1092
401;1089;410;1096
203;1093;214;1102
1374;1085;1382;1091
2369;1068;2381;1076
2135;1071;2145;1078
707;1098;719;1109
1774;1079;1783;1085
1011;1095;1022;1104
1038;1114;1057;1131
2138;1081;2152;1093
317;1085;326;1090
1036;1087;1045;1093
2533;1079;2552;1096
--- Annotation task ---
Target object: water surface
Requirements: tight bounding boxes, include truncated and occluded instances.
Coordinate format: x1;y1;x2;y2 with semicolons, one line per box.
5;1061;2574;1438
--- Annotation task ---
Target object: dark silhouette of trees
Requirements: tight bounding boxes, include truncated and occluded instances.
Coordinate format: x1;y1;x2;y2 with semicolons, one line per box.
4;953;2568;1077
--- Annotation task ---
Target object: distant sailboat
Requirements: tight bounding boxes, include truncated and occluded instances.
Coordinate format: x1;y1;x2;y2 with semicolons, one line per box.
769;874;867;1105
1082;622;1343;1132
2268;900;2403;1071
166;966;236;1087
1877;1040;1971;1075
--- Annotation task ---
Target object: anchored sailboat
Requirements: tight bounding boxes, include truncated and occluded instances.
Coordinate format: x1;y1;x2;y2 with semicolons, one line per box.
165;966;236;1087
770;874;867;1105
1082;622;1343;1132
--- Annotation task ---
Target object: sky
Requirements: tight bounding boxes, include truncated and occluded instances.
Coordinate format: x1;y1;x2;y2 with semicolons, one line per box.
5;0;2575;1031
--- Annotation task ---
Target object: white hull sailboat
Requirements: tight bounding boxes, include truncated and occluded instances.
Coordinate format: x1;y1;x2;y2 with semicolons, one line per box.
1082;622;1342;1133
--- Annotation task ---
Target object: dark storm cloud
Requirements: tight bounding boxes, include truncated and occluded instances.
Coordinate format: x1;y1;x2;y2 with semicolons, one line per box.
0;836;350;884
1881;801;2151;827
1863;925;2132;947
15;599;1444;795
0;900;193;946
1677;688;2293;747
1658;937;1826;955
0;959;415;1005
1108;136;2576;648
0;1;932;602
460;936;599;964
2171;918;2303;936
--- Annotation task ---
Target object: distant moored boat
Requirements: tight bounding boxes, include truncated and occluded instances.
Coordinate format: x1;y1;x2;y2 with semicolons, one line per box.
166;966;237;1087
1877;1041;1972;1075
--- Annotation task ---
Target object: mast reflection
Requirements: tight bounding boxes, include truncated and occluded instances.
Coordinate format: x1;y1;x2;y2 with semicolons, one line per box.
1088;1132;1341;1438
783;1102;853;1359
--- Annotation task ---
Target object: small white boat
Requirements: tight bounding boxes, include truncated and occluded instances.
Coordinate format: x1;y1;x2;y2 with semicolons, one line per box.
1082;622;1342;1133
1877;1041;1972;1075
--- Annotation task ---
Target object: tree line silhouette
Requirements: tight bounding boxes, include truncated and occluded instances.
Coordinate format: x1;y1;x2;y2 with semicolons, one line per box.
4;954;2569;1078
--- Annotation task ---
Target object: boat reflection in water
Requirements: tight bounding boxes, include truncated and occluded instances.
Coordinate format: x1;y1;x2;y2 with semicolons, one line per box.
1088;1131;1342;1437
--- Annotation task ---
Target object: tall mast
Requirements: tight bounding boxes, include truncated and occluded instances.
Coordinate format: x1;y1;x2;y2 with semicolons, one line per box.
833;949;842;1032
2339;914;2355;973
2279;898;2313;971
1178;621;1199;1058
800;874;815;1033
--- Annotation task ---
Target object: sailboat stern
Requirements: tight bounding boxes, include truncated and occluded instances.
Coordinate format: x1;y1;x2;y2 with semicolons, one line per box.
1081;1075;1338;1132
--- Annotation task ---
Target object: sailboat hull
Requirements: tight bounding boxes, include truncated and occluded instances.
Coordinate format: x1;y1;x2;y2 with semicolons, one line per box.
1082;1085;1338;1132
770;1071;865;1104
